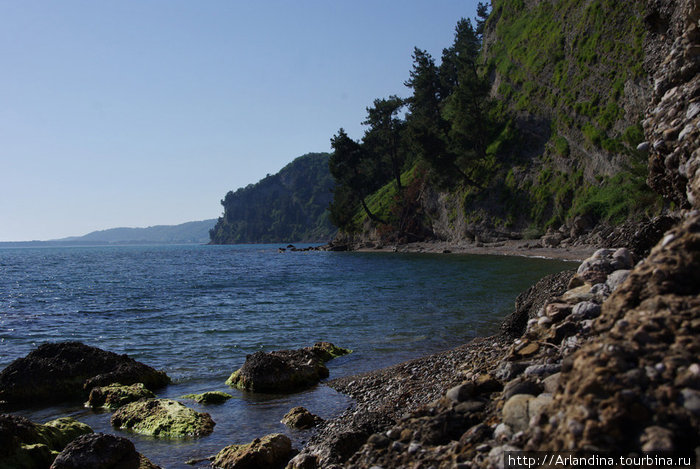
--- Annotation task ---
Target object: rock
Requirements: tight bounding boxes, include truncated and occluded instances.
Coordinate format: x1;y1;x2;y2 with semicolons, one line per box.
454;400;486;414
570;301;601;321
309;342;352;362
502;377;543;400
501;271;575;337
281;406;323;429
545;302;573;322
560;285;594;304
681;388;700;415
639;426;674;452
493;423;513;442
226;343;350;393
0;414;93;469
446;382;476;403
40;418;94;450
547;321;579;344
523;363;561;378
542;373;561;394
527;393;553;422
110;398;215;438
49;433;159;469
502;394;535;433
212;433;293;469
475;374;503;394
493;362;528;382
605;270;631;293
87;383;156;410
181;391;233;405
611;248;634;269
0;342;170;410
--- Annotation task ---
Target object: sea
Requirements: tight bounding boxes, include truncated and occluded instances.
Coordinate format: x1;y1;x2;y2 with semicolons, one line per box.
0;244;573;467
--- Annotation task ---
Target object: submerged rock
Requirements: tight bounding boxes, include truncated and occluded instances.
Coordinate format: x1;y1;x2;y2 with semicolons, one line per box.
110;398;215;438
226;342;351;393
49;433;160;469
0;342;170;411
0;414;93;469
181;391;233;405
281;406;323;430
211;433;293;469
86;383;156;410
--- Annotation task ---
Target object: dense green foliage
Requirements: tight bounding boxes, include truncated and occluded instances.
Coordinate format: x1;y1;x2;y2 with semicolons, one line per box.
209;153;336;244
327;0;663;241
328;7;499;239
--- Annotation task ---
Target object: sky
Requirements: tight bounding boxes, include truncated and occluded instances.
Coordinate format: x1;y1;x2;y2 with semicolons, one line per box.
0;1;480;241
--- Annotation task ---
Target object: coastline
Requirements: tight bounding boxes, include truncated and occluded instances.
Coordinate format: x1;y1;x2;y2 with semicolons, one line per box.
289;212;700;467
352;239;596;262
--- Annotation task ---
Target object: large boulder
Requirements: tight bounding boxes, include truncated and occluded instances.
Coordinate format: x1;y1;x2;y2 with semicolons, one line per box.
86;383;156;410
211;433;293;469
226;343;351;393
0;414;92;469
0;342;170;411
110;398;215;438
49;433;160;469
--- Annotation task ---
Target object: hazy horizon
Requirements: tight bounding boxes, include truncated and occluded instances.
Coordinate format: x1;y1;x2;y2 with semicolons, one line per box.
1;1;479;242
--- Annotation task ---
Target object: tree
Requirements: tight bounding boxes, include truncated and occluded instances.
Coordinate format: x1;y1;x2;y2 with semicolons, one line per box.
475;2;491;38
440;18;493;187
362;96;406;191
329;129;387;225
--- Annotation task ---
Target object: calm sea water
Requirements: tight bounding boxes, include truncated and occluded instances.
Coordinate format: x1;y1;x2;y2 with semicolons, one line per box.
0;244;572;467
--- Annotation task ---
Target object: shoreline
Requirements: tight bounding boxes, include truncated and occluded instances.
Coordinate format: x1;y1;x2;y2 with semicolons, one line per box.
352;239;596;262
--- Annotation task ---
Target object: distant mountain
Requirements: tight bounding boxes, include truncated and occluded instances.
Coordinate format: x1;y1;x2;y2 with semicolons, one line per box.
60;219;216;244
0;219;216;247
209;152;336;244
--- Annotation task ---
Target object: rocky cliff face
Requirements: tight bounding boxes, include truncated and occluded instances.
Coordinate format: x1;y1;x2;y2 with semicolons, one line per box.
644;0;700;208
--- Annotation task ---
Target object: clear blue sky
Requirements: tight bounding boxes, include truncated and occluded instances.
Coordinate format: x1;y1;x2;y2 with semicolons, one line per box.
1;1;479;241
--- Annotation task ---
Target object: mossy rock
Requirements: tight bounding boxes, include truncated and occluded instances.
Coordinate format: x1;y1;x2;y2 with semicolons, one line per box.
225;342;351;393
86;383;155;410
211;433;292;469
0;341;170;411
180;391;232;405
0;414;92;469
280;406;322;430
110;398;215;438
310;342;352;361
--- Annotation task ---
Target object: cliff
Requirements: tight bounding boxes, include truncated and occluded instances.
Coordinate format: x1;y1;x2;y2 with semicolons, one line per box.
329;0;671;251
209;153;336;244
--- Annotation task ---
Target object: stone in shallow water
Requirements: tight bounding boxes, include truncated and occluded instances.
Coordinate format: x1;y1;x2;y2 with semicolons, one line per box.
225;342;351;393
211;433;293;469
110;398;215;438
87;383;155;409
0;341;170;411
180;391;232;405
281;406;323;429
0;414;93;469
49;433;160;469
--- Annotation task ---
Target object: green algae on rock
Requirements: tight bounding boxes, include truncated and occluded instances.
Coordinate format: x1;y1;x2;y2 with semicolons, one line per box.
211;433;293;469
110;398;215;438
0;342;170;411
86;383;155;410
0;414;93;469
180;391;233;405
226;342;351;393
